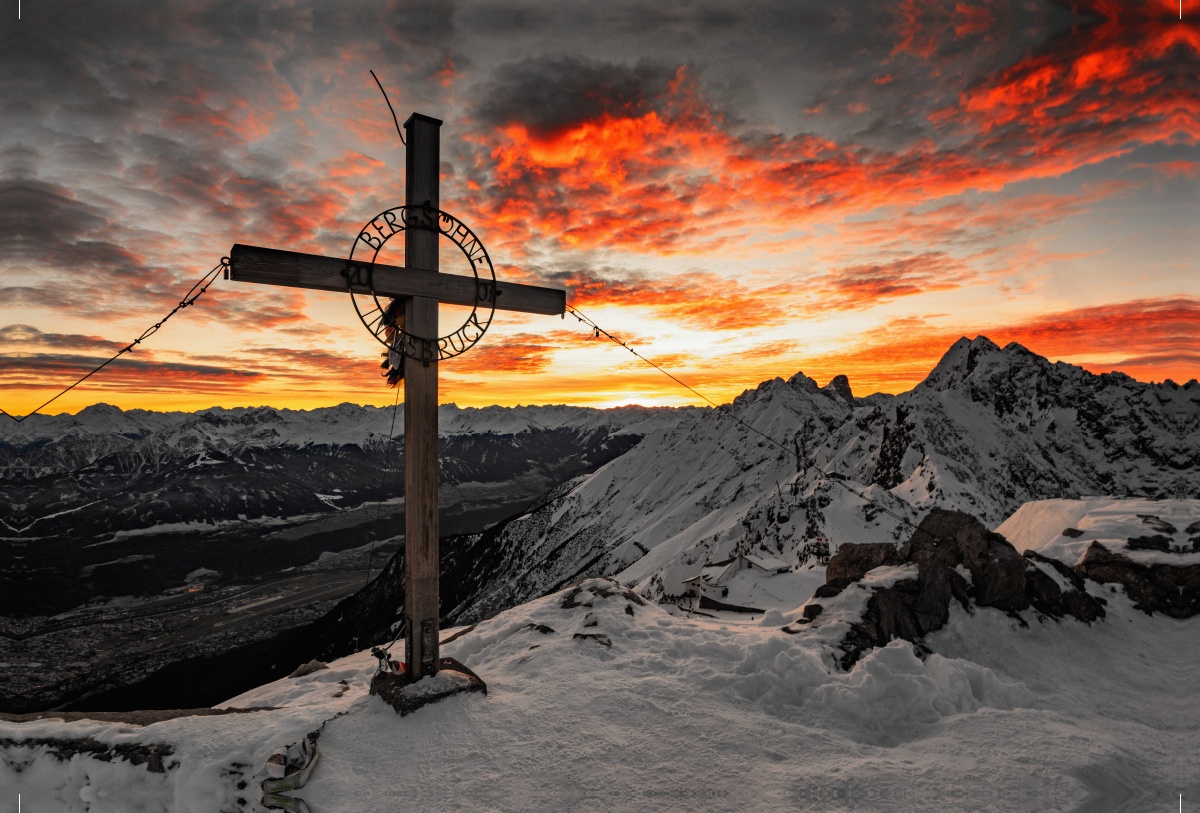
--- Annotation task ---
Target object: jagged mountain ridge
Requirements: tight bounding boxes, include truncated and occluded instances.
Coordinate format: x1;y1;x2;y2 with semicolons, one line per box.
438;337;1198;617
824;337;1199;524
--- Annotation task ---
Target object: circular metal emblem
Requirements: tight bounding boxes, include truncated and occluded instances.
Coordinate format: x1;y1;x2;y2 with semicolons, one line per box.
346;203;497;363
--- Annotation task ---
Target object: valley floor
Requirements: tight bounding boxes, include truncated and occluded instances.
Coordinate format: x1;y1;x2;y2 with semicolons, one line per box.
2;574;1193;812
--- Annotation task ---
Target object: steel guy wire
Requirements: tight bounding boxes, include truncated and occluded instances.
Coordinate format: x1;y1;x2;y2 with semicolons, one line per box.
563;303;943;547
1;259;228;424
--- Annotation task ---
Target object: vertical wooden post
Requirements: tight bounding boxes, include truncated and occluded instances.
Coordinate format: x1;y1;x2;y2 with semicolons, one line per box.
403;113;442;680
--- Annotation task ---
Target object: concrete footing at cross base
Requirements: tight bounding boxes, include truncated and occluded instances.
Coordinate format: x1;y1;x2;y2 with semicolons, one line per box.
369;658;486;717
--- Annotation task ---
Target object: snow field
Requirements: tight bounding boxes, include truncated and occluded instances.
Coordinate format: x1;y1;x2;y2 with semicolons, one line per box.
926;586;1200;806
4;574;1189;812
236;579;1046;811
997;497;1200;565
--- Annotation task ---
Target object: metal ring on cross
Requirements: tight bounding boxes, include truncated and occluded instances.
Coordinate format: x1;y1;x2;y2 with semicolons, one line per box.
346;203;497;363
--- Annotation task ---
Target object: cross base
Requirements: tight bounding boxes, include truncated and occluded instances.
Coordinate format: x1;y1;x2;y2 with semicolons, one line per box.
369;657;487;716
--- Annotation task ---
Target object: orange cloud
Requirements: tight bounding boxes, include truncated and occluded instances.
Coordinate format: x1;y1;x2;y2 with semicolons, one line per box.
812;253;976;308
937;2;1200;163
558;268;801;330
441;329;618;375
321;150;388;196
0;355;266;396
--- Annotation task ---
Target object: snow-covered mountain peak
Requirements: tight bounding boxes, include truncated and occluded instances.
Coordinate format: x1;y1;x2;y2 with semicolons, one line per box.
917;335;1010;393
821;374;855;405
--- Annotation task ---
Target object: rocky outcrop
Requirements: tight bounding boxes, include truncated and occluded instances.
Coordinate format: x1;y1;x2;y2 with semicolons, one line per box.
828;509;1107;669
1074;542;1200;619
825;543;900;581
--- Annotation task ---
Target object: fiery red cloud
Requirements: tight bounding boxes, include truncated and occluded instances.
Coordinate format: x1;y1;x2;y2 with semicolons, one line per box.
552;268;802;331
456;3;1195;260
935;1;1199;157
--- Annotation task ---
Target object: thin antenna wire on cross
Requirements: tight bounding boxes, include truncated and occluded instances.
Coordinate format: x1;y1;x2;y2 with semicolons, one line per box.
370;70;406;146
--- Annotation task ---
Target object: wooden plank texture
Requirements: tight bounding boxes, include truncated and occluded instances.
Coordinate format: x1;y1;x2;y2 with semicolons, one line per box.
404;114;442;681
228;243;565;316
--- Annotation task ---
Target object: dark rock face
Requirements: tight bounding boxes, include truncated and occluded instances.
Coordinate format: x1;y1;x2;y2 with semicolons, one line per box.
813;578;856;599
1074;542;1200;619
825;543;901;581
828;508;1107;669
561;579;647;610
1022;551;1105;623
893;508;1029;613
1127;535;1171;552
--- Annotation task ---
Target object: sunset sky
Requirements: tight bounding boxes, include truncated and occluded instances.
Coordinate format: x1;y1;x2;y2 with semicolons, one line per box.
2;0;1197;416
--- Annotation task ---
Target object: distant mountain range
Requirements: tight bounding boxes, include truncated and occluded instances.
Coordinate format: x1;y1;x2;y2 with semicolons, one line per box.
0;401;691;526
0;402;692;616
7;337;1198;712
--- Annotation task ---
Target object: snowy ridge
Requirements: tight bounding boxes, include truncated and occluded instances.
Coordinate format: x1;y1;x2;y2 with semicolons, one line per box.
824;337;1199;525
449;340;1197;618
454;373;923;618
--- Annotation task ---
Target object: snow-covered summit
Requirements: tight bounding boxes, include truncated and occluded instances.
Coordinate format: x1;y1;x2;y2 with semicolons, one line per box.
3;571;1192;811
827;336;1198;525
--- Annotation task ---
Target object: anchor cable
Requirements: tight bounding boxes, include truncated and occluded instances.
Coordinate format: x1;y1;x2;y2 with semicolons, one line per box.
1;259;227;424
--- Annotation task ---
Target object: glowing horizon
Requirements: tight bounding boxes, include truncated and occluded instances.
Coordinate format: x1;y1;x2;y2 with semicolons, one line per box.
2;0;1197;418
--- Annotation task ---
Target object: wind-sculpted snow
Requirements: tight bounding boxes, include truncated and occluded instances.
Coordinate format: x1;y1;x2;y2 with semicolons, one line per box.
998;497;1200;565
12;576;1196;812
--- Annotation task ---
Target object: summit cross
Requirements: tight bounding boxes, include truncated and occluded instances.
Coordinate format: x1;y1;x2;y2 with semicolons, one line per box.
228;114;566;680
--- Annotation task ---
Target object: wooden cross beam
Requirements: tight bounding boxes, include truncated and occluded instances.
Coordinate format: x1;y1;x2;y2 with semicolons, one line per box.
228;113;565;681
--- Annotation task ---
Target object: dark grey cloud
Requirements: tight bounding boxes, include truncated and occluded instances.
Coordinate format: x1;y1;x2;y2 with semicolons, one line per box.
475;56;675;135
0;353;264;386
0;325;127;354
0;179;150;277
